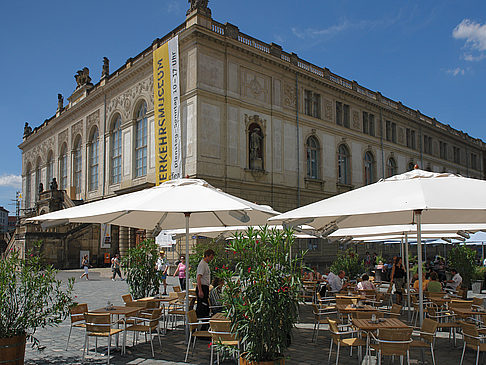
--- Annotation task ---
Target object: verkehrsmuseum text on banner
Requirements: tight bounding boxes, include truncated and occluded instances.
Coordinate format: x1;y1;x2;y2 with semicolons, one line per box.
153;35;181;185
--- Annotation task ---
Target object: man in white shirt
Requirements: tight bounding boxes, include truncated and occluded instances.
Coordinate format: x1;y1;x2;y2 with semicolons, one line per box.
327;270;347;293
446;268;462;291
196;249;215;318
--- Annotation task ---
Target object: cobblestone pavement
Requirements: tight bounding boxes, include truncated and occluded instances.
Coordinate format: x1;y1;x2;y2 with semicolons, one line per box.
24;268;482;364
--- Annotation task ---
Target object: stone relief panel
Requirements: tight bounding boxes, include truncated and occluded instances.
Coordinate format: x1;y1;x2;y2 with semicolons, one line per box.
283;82;296;108
86;110;100;136
107;77;153;121
398;127;405;144
199;53;224;91
323;98;332;121
58;129;68;152
71;120;83;146
241;67;270;104
352;111;360;130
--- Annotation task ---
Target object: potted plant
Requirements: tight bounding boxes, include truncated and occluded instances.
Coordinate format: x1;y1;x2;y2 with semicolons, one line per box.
330;248;365;280
448;245;477;289
121;239;160;299
0;242;74;363
218;227;304;364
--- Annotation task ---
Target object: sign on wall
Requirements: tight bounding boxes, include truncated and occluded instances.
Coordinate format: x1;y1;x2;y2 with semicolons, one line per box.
100;223;111;249
153;35;181;185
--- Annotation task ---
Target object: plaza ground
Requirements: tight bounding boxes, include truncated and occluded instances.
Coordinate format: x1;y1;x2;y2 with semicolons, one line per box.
24;268;484;364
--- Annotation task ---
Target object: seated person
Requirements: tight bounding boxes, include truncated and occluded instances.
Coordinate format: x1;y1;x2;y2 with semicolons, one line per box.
426;271;442;293
445;268;462;292
413;273;429;291
327;270;349;293
209;277;224;314
357;274;375;290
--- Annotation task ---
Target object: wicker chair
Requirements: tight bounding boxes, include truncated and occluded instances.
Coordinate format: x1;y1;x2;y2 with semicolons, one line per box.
370;327;413;365
311;303;336;342
410;318;438;365
82;313;124;364
209;319;239;365
185;310;211;362
459;321;486;365
125;308;163;357
66;303;88;350
327;319;366;365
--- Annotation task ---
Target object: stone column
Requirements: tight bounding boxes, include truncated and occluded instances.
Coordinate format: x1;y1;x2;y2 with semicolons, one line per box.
129;228;137;248
119;226;128;258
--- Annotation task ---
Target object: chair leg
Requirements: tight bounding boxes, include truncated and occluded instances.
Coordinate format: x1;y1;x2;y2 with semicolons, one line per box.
328;339;333;365
210;340;214;365
150;332;154;357
335;342;340;365
476;346;480;365
66;325;73;350
107;335;111;365
460;342;466;365
407;350;410;365
185;332;193;362
430;343;436;365
82;334;87;361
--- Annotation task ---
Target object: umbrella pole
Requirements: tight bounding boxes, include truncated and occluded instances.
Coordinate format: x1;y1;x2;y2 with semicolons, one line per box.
404;233;411;323
415;210;424;327
185;212;191;343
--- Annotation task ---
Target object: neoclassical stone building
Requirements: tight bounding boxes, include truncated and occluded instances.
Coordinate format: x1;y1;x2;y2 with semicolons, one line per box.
17;2;486;267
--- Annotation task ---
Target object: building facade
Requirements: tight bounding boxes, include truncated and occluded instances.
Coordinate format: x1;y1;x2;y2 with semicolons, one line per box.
17;3;486;267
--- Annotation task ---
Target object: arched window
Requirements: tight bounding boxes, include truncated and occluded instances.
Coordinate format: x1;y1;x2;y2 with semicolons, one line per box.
35;158;42;201
135;101;148;177
306;136;319;179
59;143;68;190
338;144;350;185
88;128;99;191
249;123;264;170
386;157;397;177
73;136;82;194
111;115;122;184
25;163;32;209
46;151;54;188
364;151;374;185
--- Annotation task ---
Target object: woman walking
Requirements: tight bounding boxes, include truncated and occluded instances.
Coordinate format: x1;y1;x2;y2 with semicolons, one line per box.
80;255;90;280
173;255;187;290
390;256;406;304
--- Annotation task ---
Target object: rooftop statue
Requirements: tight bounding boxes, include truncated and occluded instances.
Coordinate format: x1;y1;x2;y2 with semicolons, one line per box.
74;67;92;88
102;57;110;78
23;122;32;139
57;94;63;110
187;0;210;14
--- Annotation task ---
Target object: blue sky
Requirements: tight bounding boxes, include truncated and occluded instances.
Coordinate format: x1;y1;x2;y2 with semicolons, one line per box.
0;0;485;214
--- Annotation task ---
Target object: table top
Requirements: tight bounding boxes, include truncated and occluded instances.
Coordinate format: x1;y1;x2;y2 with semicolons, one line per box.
451;307;483;316
211;313;230;322
336;304;377;313
352;318;409;331
91;306;140;316
137;296;173;302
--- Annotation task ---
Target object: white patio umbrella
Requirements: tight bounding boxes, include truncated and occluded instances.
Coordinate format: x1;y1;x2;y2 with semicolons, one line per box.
270;169;486;326
28;178;279;331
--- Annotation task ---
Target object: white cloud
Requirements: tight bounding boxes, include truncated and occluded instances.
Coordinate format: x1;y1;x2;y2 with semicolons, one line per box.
453;19;486;61
446;67;465;76
0;175;21;188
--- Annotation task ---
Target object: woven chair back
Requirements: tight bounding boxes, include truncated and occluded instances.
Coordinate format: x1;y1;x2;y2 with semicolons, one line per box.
210;319;237;342
460;321;480;347
84;313;111;334
420;318;438;344
122;294;133;304
377;327;412;356
70;303;88;324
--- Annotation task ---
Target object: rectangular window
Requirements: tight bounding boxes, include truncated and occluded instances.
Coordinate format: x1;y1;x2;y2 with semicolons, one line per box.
304;90;321;118
135;119;147;177
386;121;391;141
343;104;350;128
386;121;397;143
406;128;416;149
336;101;342;126
362;112;375;136
471;153;478;170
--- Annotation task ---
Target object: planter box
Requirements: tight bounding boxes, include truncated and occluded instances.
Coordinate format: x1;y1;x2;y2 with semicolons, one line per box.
0;334;26;365
472;280;482;294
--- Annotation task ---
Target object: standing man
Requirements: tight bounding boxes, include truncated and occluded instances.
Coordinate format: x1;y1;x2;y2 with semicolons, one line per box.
156;251;169;295
196;249;214;318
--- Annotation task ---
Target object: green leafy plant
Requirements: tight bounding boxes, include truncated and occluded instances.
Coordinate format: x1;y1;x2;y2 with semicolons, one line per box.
0;242;74;349
375;254;385;265
188;237;237;282
121;239;160;299
330;248;365;280
218;227;304;362
447;245;477;288
472;266;486;282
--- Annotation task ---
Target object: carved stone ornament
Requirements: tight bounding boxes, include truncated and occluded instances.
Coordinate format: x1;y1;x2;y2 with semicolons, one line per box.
324;99;332;120
58;129;68;151
102;57;110;78
23;122;32;139
398;127;404;144
74;67;92;88
87;110;100;135
249;76;263;97
283;82;296;108
352;111;360;129
71;120;83;144
187;0;211;15
107;78;153;121
57;94;64;111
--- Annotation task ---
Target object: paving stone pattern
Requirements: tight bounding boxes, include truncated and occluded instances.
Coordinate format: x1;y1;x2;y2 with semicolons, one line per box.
24;268;481;364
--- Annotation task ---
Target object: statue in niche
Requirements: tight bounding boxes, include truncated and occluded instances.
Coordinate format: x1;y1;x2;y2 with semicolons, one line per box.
57;94;63;110
102;57;109;78
38;183;44;195
74;67;92;88
50;178;58;191
249;124;263;170
23;122;32;138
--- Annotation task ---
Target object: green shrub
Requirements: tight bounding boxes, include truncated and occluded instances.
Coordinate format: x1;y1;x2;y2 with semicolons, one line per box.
330;248;365;280
448;245;477;288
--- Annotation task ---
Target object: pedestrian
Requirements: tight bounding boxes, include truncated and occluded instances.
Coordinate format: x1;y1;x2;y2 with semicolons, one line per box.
111;253;123;281
80;254;90;280
173;255;187;291
390;256;406;304
156;251;169;295
196;249;214;318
